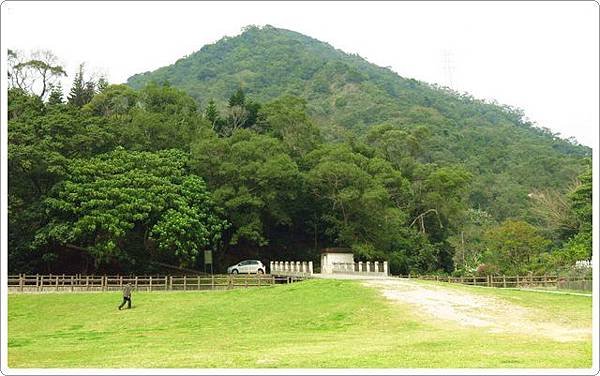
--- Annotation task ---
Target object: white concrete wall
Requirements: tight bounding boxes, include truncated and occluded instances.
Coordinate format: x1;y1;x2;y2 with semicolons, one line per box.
321;252;354;274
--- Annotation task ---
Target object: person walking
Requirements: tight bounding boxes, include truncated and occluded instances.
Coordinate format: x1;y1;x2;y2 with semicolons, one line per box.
118;282;133;310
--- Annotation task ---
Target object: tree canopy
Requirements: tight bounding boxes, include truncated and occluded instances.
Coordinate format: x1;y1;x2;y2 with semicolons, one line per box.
7;27;592;275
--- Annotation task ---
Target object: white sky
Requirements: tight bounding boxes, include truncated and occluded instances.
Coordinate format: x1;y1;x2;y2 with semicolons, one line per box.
2;1;598;147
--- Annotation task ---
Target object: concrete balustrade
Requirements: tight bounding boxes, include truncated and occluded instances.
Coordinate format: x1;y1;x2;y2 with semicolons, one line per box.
271;260;314;276
270;259;387;276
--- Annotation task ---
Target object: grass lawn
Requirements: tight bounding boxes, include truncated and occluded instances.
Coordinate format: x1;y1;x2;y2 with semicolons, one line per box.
7;279;592;368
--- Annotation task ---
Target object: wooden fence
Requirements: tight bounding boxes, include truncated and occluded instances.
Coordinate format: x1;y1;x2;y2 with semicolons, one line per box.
408;274;592;291
7;274;306;293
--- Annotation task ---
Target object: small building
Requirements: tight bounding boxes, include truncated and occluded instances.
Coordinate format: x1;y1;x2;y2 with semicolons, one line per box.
320;248;354;274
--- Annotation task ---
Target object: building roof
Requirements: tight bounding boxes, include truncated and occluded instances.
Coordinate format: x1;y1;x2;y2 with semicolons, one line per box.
321;247;353;254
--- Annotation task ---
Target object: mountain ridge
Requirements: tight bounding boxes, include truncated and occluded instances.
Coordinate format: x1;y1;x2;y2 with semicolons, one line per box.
127;25;587;151
126;24;589;221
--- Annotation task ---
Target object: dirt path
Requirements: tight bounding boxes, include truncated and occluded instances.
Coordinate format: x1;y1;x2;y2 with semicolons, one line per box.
364;278;590;342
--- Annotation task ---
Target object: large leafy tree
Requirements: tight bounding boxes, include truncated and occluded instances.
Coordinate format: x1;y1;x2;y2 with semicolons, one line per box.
35;148;227;268
305;146;410;252
483;220;551;274
260;95;321;159
191;129;301;249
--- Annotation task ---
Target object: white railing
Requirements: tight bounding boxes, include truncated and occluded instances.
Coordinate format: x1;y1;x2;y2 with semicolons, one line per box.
270;261;313;275
575;260;592;269
332;261;388;275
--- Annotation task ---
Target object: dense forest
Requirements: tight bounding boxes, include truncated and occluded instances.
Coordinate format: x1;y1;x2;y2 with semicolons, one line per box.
8;25;592;276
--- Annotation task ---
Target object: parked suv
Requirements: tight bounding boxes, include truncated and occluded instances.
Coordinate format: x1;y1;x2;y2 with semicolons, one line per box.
227;260;266;274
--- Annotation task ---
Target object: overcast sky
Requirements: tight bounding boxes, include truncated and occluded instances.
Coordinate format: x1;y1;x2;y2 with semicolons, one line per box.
2;1;598;146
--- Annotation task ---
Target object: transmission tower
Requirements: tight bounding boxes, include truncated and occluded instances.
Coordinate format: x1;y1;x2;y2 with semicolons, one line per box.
442;50;455;89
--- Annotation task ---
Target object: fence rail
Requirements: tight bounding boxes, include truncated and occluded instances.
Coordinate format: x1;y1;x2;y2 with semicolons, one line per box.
404;274;592;291
7;274;305;293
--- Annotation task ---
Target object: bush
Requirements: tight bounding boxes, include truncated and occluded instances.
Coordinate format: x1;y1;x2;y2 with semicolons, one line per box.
476;263;499;276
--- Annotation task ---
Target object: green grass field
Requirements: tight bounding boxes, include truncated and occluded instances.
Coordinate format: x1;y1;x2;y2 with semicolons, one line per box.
7;279;592;368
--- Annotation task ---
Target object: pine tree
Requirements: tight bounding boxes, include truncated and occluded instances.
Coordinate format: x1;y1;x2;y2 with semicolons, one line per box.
68;64;95;107
83;81;96;104
228;88;245;107
47;83;64;105
97;76;109;92
204;99;219;128
68;64;86;107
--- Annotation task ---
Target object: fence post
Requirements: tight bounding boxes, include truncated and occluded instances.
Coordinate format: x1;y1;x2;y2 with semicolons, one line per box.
183;275;187;291
211;275;215;290
309;261;313;275
543;275;547;287
374;261;379;274
135;276;138;290
502;275;507;288
56;276;59;292
149;276;153;292
19;274;24;292
367;262;371;273
169;276;173;291
383;261;388;275
40;275;44;291
62;274;65;286
71;275;74;292
36;274;40;291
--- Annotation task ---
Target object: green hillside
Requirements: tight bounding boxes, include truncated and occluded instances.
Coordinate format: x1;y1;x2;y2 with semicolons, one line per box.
127;25;589;219
8;26;592;275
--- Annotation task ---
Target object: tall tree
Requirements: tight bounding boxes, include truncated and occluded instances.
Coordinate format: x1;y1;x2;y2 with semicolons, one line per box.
47;84;64;105
8;49;67;99
36;148;228;268
204;99;219;128
68;64;95;107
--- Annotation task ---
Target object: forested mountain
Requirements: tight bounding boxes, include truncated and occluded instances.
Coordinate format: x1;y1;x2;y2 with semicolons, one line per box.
8;26;592;276
128;25;589;221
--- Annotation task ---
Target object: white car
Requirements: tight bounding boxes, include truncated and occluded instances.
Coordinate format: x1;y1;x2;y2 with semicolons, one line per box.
227;260;266;274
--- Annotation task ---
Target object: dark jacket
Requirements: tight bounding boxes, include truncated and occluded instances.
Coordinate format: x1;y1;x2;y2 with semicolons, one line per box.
123;284;132;298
